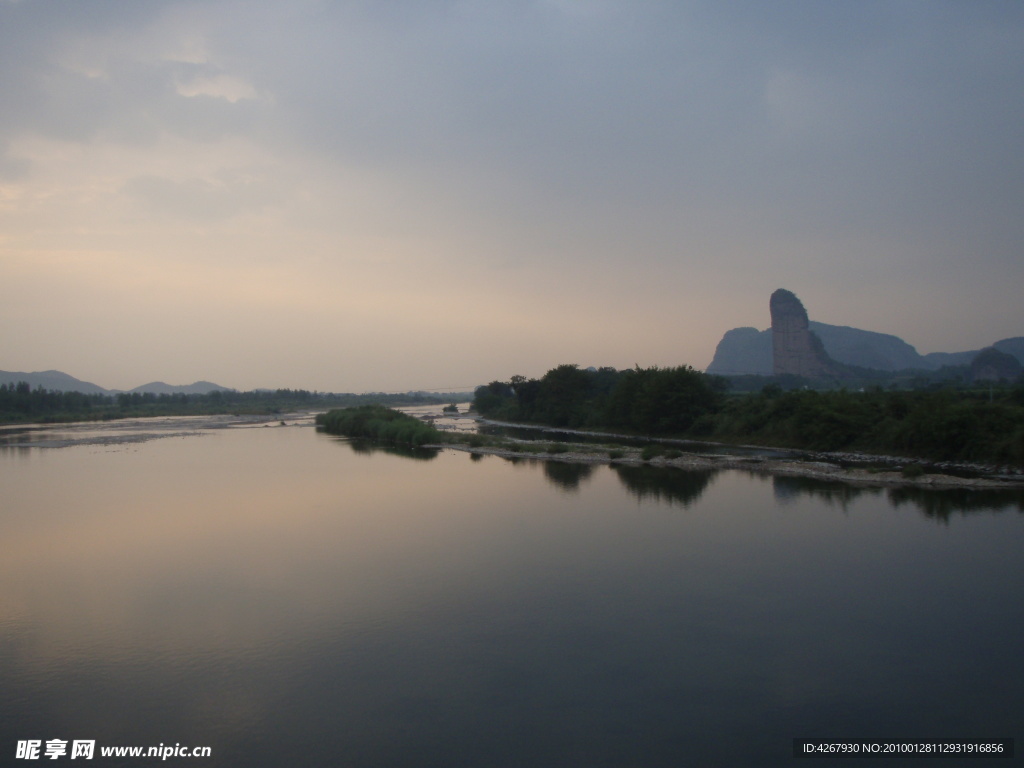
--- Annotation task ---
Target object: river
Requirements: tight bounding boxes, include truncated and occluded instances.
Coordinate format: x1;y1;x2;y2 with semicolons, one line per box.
1;413;1021;766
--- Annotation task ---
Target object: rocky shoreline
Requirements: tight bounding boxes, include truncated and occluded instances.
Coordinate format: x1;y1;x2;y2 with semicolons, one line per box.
432;416;1024;490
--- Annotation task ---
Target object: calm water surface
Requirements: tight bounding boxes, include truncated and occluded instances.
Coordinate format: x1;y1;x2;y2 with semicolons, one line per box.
1;416;1022;766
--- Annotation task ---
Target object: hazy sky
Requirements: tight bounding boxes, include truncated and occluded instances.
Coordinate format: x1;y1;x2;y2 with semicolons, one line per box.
2;0;1022;392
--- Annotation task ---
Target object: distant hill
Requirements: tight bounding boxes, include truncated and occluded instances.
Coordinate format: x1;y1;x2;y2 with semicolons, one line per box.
0;370;232;395
812;323;925;371
707;326;1024;376
0;369;111;395
705;328;774;376
129;381;232;395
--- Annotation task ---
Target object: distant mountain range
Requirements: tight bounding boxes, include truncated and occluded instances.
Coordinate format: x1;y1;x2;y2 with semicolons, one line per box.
0;369;232;395
127;380;231;395
707;323;1024;376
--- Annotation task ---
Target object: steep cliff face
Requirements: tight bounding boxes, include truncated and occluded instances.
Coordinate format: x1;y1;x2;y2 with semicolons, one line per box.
705;295;1024;377
769;289;845;378
706;322;924;374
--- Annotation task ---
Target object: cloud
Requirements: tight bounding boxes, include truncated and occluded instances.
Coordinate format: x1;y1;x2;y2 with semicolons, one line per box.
175;73;258;103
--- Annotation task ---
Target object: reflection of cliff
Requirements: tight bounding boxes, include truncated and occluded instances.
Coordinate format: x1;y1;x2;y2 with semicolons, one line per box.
612;465;716;508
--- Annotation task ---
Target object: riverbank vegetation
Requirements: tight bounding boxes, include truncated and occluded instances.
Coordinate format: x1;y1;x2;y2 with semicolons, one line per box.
316;405;443;446
473;365;1024;465
0;382;470;424
474;364;726;432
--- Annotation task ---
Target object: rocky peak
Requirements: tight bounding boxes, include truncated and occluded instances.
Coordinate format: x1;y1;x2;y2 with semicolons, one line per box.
770;289;845;378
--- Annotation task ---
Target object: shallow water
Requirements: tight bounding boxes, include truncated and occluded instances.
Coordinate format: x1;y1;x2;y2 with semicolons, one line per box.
1;417;1021;766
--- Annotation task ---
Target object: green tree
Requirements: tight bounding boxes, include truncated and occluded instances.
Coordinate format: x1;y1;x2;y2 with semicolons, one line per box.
535;364;591;426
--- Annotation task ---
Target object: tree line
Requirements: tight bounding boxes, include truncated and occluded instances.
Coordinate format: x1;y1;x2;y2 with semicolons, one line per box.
0;382;110;421
473;365;1024;465
0;382;469;423
473;364;727;431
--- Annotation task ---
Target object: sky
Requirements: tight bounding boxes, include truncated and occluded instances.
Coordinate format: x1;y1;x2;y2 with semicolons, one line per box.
1;0;1022;393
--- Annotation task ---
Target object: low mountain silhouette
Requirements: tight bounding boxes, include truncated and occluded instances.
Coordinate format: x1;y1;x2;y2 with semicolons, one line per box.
0;369;111;394
129;381;232;395
0;370;231;395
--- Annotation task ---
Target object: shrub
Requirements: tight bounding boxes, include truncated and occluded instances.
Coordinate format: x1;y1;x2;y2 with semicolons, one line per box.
317;405;443;446
641;445;664;461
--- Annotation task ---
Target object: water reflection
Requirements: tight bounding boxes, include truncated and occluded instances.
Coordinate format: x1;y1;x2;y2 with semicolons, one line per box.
487;450;1024;519
485;456;598;492
342;437;439;461
331;438;1024;520
773;475;1024;520
611;465;716;508
3;419;1024;767
887;485;1024;521
541;461;596;492
773;475;872;511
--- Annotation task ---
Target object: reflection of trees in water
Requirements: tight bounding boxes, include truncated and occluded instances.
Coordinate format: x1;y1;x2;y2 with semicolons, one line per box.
344;438;439;461
887;486;1024;522
772;474;1024;521
494;456;596;492
542;460;596;492
772;476;875;511
612;465;716;508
